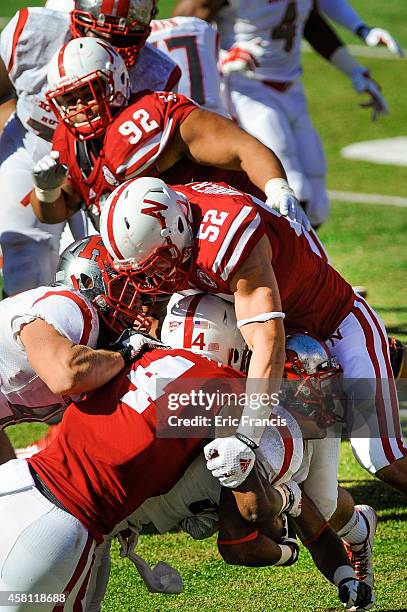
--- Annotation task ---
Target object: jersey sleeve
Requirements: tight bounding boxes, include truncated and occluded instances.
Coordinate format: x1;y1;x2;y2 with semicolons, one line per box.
12;288;99;348
109;92;198;179
0;10;28;78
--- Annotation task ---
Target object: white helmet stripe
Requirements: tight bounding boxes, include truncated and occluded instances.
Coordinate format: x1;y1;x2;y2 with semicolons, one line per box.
182;294;205;348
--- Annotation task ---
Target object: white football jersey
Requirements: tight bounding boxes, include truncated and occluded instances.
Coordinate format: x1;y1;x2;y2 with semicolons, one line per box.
0;285;99;429
215;0;313;81
0;7;179;161
149;16;227;115
126;405;303;535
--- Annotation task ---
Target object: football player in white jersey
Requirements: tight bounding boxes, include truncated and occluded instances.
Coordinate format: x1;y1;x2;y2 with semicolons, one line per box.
148;16;227;116
0;235;151;463
160;293;378;592
0;0;179;297
172;0;402;227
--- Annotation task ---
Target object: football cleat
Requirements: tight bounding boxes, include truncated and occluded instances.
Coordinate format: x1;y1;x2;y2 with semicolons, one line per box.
15;424;61;459
344;504;377;589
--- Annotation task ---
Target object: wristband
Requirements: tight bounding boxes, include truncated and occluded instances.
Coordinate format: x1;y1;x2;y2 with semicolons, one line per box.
355;24;371;40
237;311;285;329
234;432;258;450
34;186;62;203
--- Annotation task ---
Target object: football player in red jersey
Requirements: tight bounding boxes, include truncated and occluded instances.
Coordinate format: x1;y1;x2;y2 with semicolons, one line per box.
30;37;308;234
0;338;247;608
100;176;407;499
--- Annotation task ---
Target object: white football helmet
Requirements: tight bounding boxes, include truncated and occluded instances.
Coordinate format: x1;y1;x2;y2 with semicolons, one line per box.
161;293;247;371
100;177;194;295
46;37;130;140
71;0;158;67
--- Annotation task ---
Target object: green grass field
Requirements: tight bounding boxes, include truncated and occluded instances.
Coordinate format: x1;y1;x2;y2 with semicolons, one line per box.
2;1;407;610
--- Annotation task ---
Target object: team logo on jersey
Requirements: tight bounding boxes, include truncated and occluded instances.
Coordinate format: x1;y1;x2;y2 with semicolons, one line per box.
168;320;182;332
196;267;218;289
102;166;120;187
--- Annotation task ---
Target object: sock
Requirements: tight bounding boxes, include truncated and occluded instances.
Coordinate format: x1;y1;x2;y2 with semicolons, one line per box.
336;508;368;548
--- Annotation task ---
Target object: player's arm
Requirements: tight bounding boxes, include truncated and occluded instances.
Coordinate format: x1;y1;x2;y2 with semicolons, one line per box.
30;152;82;223
163;108;306;223
20;318;127;396
231;235;286;445
293;494;374;610
0;56;17;136
305;7;389;121
171;0;225;21
0;430;16;464
205;236;286;487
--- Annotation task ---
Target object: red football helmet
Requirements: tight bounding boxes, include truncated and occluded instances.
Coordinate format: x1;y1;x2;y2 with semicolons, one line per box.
284;332;345;429
71;0;158;67
56;235;152;335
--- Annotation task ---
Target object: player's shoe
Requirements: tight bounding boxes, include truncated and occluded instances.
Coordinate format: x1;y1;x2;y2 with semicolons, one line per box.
15;424;61;459
344;504;377;589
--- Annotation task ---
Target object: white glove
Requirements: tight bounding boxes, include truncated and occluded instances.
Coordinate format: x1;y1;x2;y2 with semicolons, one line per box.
362;27;404;57
109;330;165;365
204;436;255;488
32;151;68;202
338;578;375;611
265;178;311;230
219;37;265;77
117;531;183;594
351;67;389;121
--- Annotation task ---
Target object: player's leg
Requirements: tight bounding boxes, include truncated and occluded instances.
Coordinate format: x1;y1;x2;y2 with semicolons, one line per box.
0;459;96;611
328;296;407;491
226;76;313;205
0;429;16;464
0;147;65;295
286;81;329;228
301;436;341;521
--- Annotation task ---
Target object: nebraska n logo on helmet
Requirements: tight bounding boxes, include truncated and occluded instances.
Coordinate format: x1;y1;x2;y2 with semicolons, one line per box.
100;177;194;294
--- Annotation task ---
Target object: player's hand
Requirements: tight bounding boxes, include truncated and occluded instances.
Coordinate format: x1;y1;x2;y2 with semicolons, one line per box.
204;436;255;488
219;37;265;76
109;330;164;365
338;578;375;611
32;151;68;191
351;68;389;121
362;27;404;57
265;178;311;229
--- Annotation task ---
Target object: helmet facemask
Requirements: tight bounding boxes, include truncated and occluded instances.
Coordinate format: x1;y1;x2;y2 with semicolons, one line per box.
71;1;158;67
284;350;345;429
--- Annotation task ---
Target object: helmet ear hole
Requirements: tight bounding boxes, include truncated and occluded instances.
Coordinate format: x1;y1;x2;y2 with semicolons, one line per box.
124;217;130;230
80;273;94;290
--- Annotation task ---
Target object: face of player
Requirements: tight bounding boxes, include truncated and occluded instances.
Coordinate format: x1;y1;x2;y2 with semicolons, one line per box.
55;80;103;127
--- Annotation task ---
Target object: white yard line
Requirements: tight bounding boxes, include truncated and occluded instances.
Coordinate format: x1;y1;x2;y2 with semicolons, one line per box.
328;190;407;208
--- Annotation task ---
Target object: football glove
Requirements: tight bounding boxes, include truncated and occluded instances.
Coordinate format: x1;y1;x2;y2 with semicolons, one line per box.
351;67;389;121
109;330;166;365
204;436;255;488
274;479;302;518
338;578;375;611
219;38;265;77
32;151;68;202
358;25;404;57
265;178;311;229
118;530;183;594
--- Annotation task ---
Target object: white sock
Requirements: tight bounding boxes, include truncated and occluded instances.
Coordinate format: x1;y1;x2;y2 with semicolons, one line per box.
336;508;368;548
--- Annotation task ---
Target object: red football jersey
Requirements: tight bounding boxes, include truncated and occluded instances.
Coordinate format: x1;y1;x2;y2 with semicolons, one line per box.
28;347;243;542
173;181;354;339
52;91;263;226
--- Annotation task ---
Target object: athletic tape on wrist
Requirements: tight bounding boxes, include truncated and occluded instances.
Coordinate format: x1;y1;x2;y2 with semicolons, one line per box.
34;186;62;203
237;312;285;329
234;432;258;450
